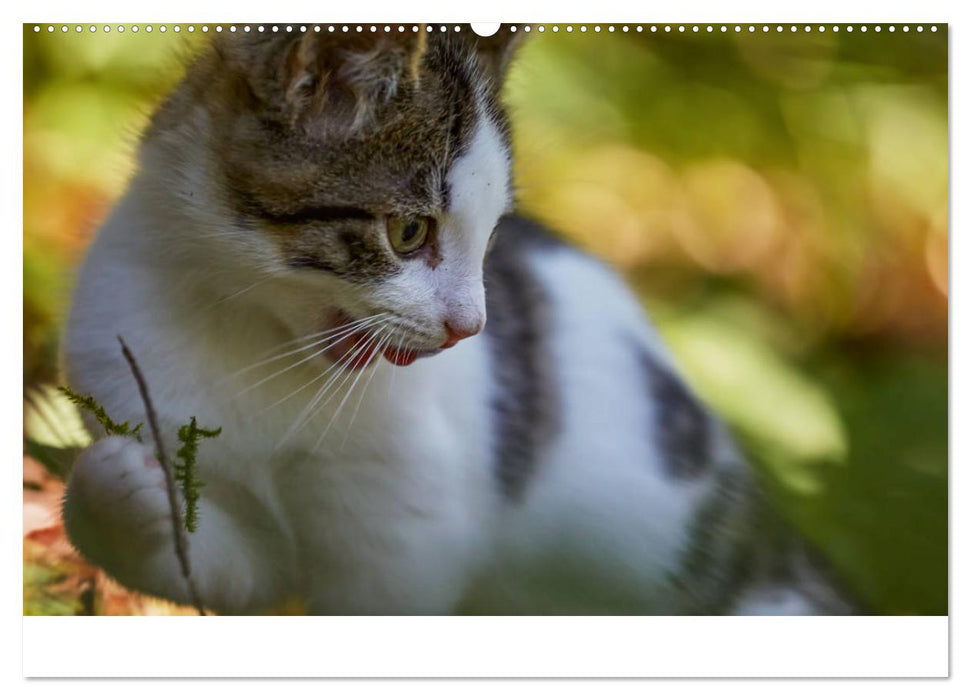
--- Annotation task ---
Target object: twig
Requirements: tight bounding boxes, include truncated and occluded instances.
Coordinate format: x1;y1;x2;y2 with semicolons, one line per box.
118;335;207;616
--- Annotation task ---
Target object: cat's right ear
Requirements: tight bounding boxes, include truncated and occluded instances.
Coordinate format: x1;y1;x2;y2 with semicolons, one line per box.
213;33;426;133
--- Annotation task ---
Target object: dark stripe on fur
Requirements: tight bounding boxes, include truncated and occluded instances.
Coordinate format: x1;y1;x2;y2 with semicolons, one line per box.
670;468;765;613
252;205;375;226
634;346;712;479
483;215;561;501
672;466;863;614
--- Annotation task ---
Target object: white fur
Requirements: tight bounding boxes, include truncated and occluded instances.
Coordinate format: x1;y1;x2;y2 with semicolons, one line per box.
465;249;712;613
731;588;819;616
62;101;733;614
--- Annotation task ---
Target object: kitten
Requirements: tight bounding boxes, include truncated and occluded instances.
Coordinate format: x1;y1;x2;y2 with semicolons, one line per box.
61;28;857;614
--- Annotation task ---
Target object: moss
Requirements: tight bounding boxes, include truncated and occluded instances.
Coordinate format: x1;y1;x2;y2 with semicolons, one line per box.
58;386;221;534
174;417;221;533
57;386;142;439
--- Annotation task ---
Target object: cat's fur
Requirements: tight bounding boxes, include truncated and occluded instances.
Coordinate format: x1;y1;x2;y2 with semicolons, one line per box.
61;28;857;614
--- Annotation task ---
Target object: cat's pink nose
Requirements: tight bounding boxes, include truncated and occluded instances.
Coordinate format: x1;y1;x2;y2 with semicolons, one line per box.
441;320;482;349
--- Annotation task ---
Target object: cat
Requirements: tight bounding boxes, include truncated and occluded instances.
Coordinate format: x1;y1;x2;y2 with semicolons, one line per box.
61;28;858;615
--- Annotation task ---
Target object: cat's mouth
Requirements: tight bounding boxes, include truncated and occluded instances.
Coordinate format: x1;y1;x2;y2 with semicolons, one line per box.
323;311;440;370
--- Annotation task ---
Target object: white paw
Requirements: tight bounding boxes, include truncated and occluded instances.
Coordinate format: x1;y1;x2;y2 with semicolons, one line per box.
65;436;172;545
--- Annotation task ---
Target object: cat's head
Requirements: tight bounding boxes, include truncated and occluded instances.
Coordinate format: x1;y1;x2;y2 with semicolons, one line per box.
156;28;521;367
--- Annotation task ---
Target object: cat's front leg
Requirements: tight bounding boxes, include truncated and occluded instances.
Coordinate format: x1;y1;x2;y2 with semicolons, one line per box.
63;436;280;613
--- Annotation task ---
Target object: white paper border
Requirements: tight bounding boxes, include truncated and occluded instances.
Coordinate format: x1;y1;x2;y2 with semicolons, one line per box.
23;616;949;678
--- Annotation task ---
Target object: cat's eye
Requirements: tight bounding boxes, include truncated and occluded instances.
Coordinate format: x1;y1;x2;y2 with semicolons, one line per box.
387;216;433;255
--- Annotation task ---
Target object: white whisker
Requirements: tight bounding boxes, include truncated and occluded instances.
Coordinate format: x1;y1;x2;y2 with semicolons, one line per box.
193;276;274;318
341;328;395;448
231;313;388;378
275;330;378;448
388;328;401;402
233;315;388;397
260;324;386;413
313;330;387;450
262;312;391;355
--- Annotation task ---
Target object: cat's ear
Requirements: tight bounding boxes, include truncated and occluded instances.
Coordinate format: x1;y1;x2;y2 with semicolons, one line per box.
469;26;525;85
214;32;427;133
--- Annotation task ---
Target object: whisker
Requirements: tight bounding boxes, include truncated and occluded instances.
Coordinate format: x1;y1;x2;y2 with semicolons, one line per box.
232;315;388;396
291;352;373;448
316;331;386;451
183;272;278;331
231;313;388;378
196;276;273;315
275;331;378;448
195;230;250;240
388;328;401;402
260;324;385;413
340;328;395;449
261;312;391;355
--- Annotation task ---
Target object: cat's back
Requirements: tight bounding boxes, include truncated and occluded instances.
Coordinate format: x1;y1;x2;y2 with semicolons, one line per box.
474;216;859;615
473;216;726;611
483;214;723;495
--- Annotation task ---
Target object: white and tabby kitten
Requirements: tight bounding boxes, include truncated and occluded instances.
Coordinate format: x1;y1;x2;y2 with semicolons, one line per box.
62;29;857;614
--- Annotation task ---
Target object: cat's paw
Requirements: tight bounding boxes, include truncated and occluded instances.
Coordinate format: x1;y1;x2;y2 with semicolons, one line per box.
64;436;173;558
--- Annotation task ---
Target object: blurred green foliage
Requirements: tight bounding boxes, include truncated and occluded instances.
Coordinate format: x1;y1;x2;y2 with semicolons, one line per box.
23;561;86;616
23;25;947;614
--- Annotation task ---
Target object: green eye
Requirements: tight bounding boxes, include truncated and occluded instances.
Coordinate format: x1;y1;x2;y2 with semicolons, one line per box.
387;216;432;255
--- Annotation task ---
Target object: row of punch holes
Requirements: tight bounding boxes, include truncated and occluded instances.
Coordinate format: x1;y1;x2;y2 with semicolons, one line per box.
33;24;940;35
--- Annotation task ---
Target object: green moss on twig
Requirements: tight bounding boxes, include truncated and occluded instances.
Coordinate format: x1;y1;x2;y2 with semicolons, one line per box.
57;386;142;439
174;417;221;533
58;385;221;535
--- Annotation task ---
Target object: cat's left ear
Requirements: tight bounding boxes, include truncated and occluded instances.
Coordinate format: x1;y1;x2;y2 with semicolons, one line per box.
213;32;427;133
469;25;525;85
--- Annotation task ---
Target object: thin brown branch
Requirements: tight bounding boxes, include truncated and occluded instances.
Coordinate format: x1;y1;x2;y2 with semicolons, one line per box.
118;335;207;616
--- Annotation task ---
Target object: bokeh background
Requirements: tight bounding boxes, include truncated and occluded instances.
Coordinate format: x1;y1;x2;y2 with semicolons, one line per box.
23;25;947;615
